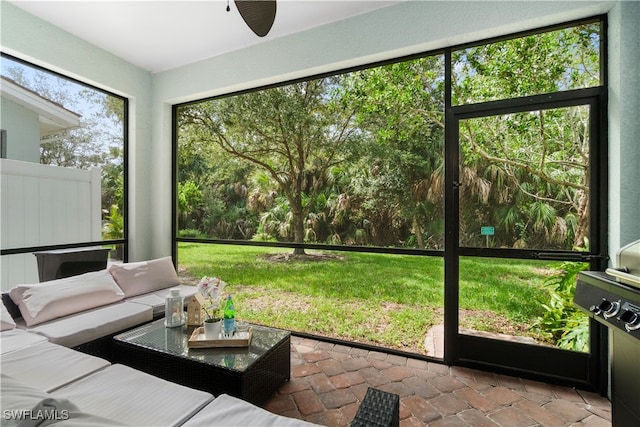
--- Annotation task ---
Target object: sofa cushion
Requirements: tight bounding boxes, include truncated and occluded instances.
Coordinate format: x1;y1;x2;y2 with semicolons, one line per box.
0;329;48;355
183;393;321;427
127;284;199;318
53;364;213;427
21;301;152;348
9;270;124;327
1;341;110;392
109;256;180;297
1;299;16;331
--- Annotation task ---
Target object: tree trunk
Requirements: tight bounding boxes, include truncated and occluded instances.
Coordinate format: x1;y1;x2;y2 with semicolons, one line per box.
573;189;589;250
412;215;425;249
292;196;306;256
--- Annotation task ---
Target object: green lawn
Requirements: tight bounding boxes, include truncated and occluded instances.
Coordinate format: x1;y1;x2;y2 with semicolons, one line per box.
177;242;555;354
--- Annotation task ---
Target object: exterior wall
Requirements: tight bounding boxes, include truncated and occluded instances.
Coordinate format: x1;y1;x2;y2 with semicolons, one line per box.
0;97;40;162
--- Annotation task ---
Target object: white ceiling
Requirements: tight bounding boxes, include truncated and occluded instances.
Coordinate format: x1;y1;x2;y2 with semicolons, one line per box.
10;0;403;73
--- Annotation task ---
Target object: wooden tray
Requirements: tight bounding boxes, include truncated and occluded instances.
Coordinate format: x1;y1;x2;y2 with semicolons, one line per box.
188;327;252;348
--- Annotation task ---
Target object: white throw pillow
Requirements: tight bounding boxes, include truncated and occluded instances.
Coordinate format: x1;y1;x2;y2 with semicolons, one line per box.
9;270;124;327
1;300;17;331
108;256;180;298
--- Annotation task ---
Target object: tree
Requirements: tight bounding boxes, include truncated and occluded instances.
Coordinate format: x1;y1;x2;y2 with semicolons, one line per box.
339;57;446;248
178;77;361;253
175;23;599;251
452;24;599;249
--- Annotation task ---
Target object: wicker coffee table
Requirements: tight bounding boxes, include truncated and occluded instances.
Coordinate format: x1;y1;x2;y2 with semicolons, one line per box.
112;319;290;405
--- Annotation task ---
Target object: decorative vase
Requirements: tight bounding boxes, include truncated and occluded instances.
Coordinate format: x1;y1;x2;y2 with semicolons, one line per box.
204;319;222;339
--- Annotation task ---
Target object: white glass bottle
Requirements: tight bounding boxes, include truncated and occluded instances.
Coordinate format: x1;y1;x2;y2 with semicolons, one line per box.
164;288;184;328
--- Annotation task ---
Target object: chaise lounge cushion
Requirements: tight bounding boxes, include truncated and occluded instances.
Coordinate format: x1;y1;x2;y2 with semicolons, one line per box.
183;393;321;427
46;410;128;426
109;256;180;297
0;329;48;355
19;301;152;348
1;341;110;392
1;374;80;427
53;364;213;427
9;270;124;327
0;374;126;427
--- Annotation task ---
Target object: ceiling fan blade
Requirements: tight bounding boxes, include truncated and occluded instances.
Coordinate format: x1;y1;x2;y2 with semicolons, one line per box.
234;0;277;37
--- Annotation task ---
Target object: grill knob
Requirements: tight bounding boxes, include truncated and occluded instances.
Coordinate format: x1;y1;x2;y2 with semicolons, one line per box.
619;310;640;332
603;300;621;318
592;299;621;318
589;304;601;315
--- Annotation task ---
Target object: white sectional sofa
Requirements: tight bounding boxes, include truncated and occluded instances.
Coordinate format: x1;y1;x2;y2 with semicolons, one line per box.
0;257;321;427
3;257;199;348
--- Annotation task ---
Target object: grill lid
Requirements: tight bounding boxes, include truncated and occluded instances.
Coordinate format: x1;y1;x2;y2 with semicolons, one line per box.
605;239;640;288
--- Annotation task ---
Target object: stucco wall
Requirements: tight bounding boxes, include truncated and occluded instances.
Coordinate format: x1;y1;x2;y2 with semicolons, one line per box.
607;0;640;255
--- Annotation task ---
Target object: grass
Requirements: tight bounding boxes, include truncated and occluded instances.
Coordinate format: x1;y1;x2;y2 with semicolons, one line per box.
178;242;557;354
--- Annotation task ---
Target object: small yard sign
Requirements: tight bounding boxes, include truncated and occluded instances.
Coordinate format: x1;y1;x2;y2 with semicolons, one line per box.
481;226;495;236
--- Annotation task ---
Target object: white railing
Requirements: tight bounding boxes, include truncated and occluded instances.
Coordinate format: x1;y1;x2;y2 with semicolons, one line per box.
1;159;102;290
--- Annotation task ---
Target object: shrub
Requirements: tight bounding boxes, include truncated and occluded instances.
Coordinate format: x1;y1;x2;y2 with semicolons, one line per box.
535;261;589;352
178;229;207;239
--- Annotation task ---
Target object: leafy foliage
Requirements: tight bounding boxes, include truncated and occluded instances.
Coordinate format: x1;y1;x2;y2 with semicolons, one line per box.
175;22;601;351
179;77;361;253
102;205;124;240
535;261;589;351
177;180;202;230
453;24;599;250
176;24;600;254
452;24;600;103
458;106;590;249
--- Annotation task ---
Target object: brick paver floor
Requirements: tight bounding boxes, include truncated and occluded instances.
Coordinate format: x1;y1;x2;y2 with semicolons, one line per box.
264;336;611;427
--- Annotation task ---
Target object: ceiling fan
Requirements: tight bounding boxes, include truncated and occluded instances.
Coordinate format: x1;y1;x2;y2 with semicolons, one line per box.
228;0;277;37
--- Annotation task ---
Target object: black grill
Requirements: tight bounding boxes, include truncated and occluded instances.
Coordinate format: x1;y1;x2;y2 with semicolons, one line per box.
575;268;640;426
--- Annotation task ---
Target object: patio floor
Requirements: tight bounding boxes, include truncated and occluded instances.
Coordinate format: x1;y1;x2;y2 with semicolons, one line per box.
264;336;612;427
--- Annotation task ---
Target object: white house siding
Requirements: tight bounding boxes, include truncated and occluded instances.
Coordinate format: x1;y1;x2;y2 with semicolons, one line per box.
0;98;41;162
0;159;101;289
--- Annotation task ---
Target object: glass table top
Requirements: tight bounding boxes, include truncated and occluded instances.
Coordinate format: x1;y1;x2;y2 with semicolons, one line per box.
114;319;290;373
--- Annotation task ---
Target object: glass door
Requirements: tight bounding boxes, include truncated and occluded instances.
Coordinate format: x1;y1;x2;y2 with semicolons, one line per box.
446;92;607;389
